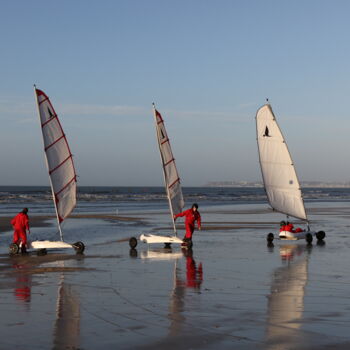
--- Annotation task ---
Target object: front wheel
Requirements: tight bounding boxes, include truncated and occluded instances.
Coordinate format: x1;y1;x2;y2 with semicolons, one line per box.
266;233;274;243
37;249;47;256
129;237;138;249
73;241;85;254
9;243;19;255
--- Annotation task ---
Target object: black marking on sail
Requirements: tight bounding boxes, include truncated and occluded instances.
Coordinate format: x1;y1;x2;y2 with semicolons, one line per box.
160;128;165;139
289;180;293;185
263;126;270;137
48;107;54;118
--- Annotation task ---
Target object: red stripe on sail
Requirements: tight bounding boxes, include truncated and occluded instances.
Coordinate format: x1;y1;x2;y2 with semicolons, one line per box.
45;135;65;151
39;96;49;105
41;115;57;127
168;178;180;189
49;155;72;175
55;176;77;197
161;138;169;145
155;110;163;119
164;158;174;167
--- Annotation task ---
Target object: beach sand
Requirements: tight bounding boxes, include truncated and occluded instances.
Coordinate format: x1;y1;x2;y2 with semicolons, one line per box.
0;203;350;349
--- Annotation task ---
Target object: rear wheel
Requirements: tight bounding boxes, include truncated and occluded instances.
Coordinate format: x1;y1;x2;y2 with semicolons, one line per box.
266;233;274;243
129;237;138;249
73;241;85;254
316;231;326;241
305;233;313;244
9;243;19;255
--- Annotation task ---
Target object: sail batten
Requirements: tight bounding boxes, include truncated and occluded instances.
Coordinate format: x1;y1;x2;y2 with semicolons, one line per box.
34;88;77;236
154;106;184;234
256;104;307;221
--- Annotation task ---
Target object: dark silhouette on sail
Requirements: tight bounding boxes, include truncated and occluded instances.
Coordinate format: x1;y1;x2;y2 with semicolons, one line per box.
263;126;270;137
48;107;54;118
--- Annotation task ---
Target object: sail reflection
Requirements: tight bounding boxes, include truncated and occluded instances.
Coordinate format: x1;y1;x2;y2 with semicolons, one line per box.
52;276;81;350
266;244;310;350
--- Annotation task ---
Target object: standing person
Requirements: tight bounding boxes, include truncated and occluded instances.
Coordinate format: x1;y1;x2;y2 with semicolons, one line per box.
11;208;30;254
174;203;201;244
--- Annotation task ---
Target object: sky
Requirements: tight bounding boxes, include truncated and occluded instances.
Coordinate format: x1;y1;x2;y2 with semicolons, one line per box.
1;0;350;186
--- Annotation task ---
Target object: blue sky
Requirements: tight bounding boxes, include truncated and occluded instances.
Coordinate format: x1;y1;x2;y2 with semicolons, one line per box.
1;0;350;186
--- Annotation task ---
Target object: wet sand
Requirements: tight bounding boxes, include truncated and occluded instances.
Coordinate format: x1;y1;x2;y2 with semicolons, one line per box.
0;203;350;349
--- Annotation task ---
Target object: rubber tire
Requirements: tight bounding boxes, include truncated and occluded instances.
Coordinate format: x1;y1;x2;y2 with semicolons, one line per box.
73;241;85;254
316;231;326;241
9;243;19;255
266;233;274;243
129;237;138;249
37;249;47;256
305;233;313;244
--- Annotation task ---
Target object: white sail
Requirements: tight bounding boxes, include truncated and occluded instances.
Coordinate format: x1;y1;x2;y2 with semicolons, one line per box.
34;88;77;236
256;104;307;220
154;106;184;223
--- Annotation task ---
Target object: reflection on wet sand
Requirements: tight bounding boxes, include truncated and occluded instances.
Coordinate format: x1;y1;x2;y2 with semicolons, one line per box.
13;263;32;310
168;249;203;337
266;244;310;350
52;275;81;350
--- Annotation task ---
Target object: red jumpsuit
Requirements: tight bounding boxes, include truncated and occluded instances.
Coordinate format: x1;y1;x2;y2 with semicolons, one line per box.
11;213;29;246
174;209;201;239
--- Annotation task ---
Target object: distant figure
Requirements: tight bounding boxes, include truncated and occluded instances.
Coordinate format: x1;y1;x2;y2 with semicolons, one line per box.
11;208;30;254
174;203;201;244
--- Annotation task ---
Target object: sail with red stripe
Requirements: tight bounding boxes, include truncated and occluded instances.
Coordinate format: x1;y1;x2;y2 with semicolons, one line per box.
154;106;184;227
34;88;77;230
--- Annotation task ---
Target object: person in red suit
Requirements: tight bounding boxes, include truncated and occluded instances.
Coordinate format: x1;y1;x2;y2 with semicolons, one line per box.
174;203;201;242
11;208;30;254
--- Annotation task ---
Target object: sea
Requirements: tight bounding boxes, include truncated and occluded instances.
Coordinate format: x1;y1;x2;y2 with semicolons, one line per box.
1;186;350;215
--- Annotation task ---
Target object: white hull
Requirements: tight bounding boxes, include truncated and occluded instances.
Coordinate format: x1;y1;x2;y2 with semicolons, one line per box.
29;240;74;250
140;233;183;245
279;231;315;240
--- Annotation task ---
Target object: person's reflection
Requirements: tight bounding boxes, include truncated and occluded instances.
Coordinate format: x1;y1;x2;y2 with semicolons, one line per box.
13;264;32;308
182;248;203;290
168;249;203;338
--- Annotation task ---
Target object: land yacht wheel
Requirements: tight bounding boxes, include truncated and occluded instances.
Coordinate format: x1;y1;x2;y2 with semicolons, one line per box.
164;243;171;249
9;243;19;255
37;249;47;256
129;237;138;249
73;241;85;254
305;233;313;244
266;233;274;243
316;231;326;241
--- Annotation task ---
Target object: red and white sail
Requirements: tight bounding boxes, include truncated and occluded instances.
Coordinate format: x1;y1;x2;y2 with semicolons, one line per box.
154;106;184;228
34;88;77;231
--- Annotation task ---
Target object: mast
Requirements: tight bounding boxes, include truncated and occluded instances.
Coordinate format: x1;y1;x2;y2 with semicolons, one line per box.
153;103;179;236
34;85;64;241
